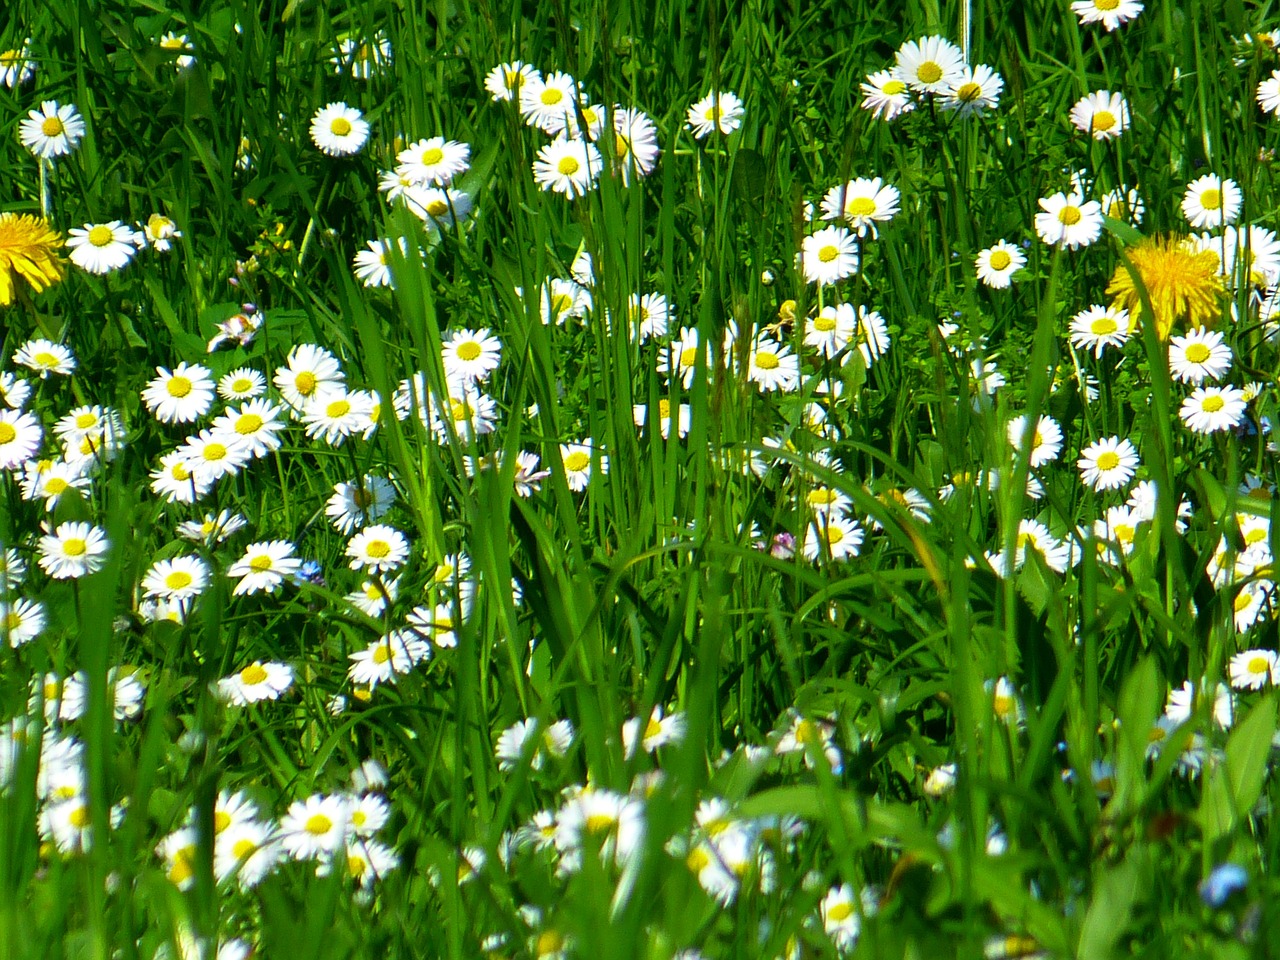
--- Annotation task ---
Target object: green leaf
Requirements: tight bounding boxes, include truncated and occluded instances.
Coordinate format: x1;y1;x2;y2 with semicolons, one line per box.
1198;693;1277;844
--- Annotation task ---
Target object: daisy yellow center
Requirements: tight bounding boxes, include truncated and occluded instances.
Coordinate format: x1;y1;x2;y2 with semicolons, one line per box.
551;292;573;315
450;400;473;421
585;813;617;834
352;810;367;827
214;811;232;833
1245;527;1268;545
882;79;907;95
541;88;563;106
809;488;839;505
1114;524;1135;543
615;134;631;157
456;341;481;361
232;377;253;393
1058;206;1082;226
34;352;59;367
955;82;982;102
558;156;580;176
828;901;855;922
170;463;190;481
687;847;711;872
41;117;64;137
643;715;664;740
989;250;1012;270
165;571;193;590
422;147;444;166
680;346;699;366
657;398;671;418
917;62;943;84
0;50;21;66
350;856;368;877
993;694;1015;718
75;413;97;429
1184;343;1211;363
755;350;780;370
564;451;591;472
846;197;877;217
69;807;93;830
582;107;598;124
365;540;391;559
1201;395;1225;413
233;838;257;859
63;538;87;557
825;525;845;545
1095;0;1120;8
1092;111;1116;131
1096;451;1121;471
87;225;114;247
1199;189;1222;211
326;399;351;418
814;315;837;332
707;105;722;121
295;372;317;395
1091;316;1118;335
248;555;273;571
1247;654;1269;671
236;414;263;434
203;443;227;461
240;663;268;685
167;376;193;398
5;613;21;629
818;244;839;263
0;425;14;444
330;117;352;136
305;814;332;835
426;199;448;216
45;477;68;494
504;70;522;88
372;644;392;664
536;932;564;957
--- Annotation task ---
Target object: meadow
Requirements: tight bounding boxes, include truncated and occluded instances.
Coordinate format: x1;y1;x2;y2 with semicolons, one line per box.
0;0;1279;956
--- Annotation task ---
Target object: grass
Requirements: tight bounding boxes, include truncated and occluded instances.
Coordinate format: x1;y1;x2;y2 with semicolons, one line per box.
1;0;1280;957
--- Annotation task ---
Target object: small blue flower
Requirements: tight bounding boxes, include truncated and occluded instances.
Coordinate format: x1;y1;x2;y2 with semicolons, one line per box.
1199;863;1247;907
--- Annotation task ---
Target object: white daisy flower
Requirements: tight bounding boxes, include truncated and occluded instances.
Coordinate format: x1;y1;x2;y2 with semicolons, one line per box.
396;136;470;186
38;522;109;579
345;525;410;574
1068;304;1130;357
893;35;965;94
279;795;349;861
519;71;580;133
227;541;301;596
66;221;140;274
532;137;603;197
560;442;605;492
309;102;369;156
941;63;1004;116
140;362;215;424
860;69;914;121
1069;90;1129;140
974;240;1027;288
802;226;859;284
686;90;744;138
1007;414;1063;467
485;60;539;102
0;409;41;470
216;661;294;705
819;177;899;237
1077;436;1140;491
1228;648;1278;689
18;101;85;158
1179;385;1247;434
13;339;75;378
1034;192;1103;249
1168;328;1232;383
1182;175;1241;230
1071;0;1143;30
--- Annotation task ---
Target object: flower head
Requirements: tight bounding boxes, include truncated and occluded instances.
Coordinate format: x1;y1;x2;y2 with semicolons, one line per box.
19;102;85;158
310;102;370;156
1106;235;1224;340
0;213;64;305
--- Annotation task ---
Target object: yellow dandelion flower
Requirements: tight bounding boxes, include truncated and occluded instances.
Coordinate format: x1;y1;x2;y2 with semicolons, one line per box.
0;213;65;306
1106;235;1224;341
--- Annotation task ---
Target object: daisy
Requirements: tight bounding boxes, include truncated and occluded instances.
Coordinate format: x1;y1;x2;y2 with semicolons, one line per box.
560;442;606;492
0;42;35;88
532;138;603;197
1228;649;1277;690
177;430;252;486
1077;437;1140;490
140;556;210;603
310;102;369;156
274;343;345;410
536;278;593;324
13;339;75;378
894;35;965;94
345;577;399;617
0;373;31;410
227;541;301;596
333;33;392;79
1168;328;1232;383
279;795;349;861
1258;69;1280;116
352;238;399;288
632;398;692;440
158;32;195;69
1180;385;1247;434
802;226;859;284
430;387;497;444
485;60;539;102
326;475;396;534
0;410;42;470
66;222;140;274
659;327;703;388
216;661;294;705
1071;0;1143;30
1232;583;1272;633
1007;414;1063;467
941;63;1004;116
348;630;429;686
1069;90;1129;140
38;522;109;579
802;514;865;561
1165;680;1234;729
217;368;266;401
1015;519;1071;574
407;602;460;649
611;107;660;183
19;101;85;158
149;450;211;504
621;707;687;758
21;459;90;509
396;137;470;186
854;306;891;366
821;883;866;953
1068;304;1130;357
686;90;744;138
1102;185;1145;224
860;69;914;121
442;328;502;384
345;525;410;574
176;510;247;544
1;597;45;647
402;186;474;232
302;390;376;445
629;292;671;340
520;71;580;133
141;362;215;424
1182;175;1241;230
1034;192;1103;249
974;240;1026;288
805;303;857;358
819;177;899;237
747;338;800;392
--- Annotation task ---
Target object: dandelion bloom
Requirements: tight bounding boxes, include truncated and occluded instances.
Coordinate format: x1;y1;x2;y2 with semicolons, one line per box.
1106;235;1224;340
0;213;64;305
